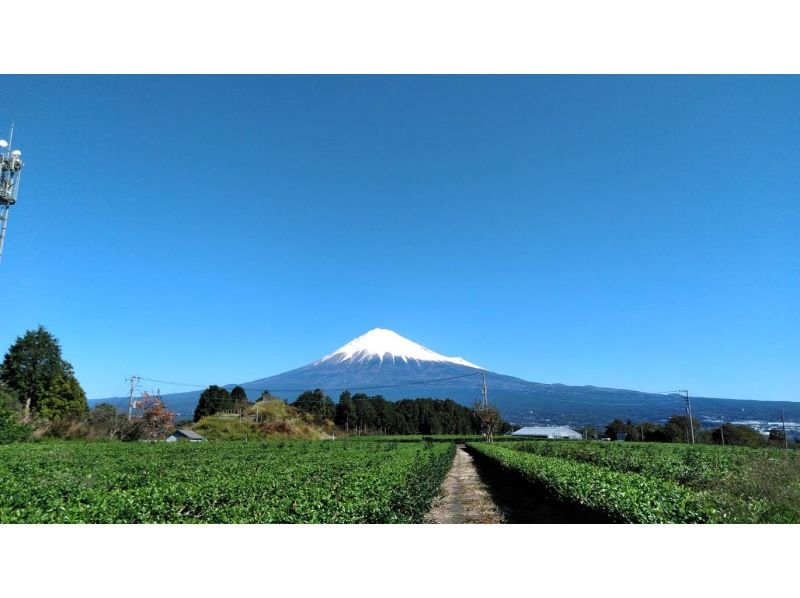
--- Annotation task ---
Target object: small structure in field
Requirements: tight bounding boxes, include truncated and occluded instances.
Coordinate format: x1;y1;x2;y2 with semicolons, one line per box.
166;428;206;442
510;426;582;440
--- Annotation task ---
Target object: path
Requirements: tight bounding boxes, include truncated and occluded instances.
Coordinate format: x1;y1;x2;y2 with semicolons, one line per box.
425;445;506;524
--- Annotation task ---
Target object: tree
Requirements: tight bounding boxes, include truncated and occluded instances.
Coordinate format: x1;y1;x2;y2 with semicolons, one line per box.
335;390;357;433
293;389;335;422
0;385;32;443
353;393;377;433
632;421;661;442
662;414;703;443
36;372;88;421
768;428;786;445
231;386;249;413
0;326;88;420
472;400;502;442
193;385;232;422
711;423;765;447
0;384;20;412
90;403;121;439
605;419;629;440
140;391;175;440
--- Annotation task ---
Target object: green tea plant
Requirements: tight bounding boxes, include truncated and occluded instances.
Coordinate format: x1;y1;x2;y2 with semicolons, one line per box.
474;441;800;523
468;442;719;523
0;440;454;523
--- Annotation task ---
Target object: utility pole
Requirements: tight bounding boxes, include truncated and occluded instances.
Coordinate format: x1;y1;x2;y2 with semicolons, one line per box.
720;424;725;446
481;372;488;408
780;409;788;449
126;375;141;421
676;389;695;445
0;124;24;265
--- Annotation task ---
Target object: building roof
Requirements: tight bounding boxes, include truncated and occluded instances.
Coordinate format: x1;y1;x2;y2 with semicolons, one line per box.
511;426;582;438
171;428;204;440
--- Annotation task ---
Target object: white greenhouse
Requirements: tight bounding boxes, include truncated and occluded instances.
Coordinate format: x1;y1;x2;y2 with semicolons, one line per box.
510;426;582;440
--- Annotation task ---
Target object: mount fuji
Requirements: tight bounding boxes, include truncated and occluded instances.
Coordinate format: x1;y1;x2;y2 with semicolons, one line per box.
93;328;800;432
244;328;487;395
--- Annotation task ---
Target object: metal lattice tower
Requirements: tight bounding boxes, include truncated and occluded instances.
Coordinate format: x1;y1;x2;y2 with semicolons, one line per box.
0;124;24;265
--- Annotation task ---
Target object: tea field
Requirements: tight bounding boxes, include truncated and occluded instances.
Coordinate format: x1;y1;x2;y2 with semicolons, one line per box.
467;440;800;523
0;440;453;523
1;437;797;523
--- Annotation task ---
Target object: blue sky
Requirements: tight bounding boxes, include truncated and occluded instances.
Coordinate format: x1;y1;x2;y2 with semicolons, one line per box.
0;75;797;401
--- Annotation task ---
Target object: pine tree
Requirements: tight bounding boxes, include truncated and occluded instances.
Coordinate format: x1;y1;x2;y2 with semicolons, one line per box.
0;326;88;420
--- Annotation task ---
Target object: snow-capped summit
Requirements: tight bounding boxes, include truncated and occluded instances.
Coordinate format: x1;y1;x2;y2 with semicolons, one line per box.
315;328;483;369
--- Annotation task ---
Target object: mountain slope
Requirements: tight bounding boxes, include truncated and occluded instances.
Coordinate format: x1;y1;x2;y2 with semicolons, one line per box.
91;328;800;432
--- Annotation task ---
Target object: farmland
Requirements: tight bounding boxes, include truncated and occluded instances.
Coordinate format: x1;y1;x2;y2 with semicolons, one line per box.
467;440;800;523
0;440;453;523
0;437;797;524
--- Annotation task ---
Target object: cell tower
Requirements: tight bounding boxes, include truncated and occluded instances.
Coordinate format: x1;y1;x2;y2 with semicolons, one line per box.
0;124;24;265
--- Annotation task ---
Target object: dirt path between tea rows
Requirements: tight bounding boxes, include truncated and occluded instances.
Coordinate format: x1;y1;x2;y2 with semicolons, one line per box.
424;445;506;524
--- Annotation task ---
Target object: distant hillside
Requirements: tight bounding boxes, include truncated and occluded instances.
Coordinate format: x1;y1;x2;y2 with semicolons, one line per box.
91;328;800;434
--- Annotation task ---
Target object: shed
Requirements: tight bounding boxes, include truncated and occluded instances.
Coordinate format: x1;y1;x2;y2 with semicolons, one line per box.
510;426;582;440
166;428;205;442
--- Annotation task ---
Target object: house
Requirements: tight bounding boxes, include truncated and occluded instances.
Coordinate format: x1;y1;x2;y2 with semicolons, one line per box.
166;428;206;442
510;426;582;440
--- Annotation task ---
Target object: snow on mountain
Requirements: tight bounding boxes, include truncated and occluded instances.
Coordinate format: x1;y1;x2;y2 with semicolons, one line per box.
315;328;483;369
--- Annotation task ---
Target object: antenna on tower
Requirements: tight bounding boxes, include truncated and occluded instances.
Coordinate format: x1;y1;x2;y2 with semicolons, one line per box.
0;123;24;265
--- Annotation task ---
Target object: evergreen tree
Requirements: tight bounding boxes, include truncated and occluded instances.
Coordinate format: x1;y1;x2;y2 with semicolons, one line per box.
193;385;232;422
37;372;89;420
0;384;32;443
662;414;703;443
353;393;377;433
293;389;335;422
335;391;357;433
231;386;249;413
712;422;765;447
604;418;629;440
0;326;88;420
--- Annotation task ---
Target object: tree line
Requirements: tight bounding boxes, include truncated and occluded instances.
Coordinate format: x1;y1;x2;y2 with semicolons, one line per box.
600;414;793;447
293;389;511;436
191;385;512;436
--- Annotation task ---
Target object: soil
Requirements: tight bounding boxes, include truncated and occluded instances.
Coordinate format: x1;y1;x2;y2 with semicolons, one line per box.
425;444;612;524
424;445;506;523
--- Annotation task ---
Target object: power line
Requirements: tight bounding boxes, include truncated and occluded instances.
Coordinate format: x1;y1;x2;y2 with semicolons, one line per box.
139;377;205;389
549;397;684;406
138;371;485;394
136;374;693;409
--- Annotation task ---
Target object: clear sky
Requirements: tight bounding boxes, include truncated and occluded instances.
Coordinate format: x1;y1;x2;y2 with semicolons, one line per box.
0;75;797;401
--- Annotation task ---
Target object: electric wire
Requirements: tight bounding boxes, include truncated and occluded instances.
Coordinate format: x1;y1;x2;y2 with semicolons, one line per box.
133;374;688;408
138;371;485;394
